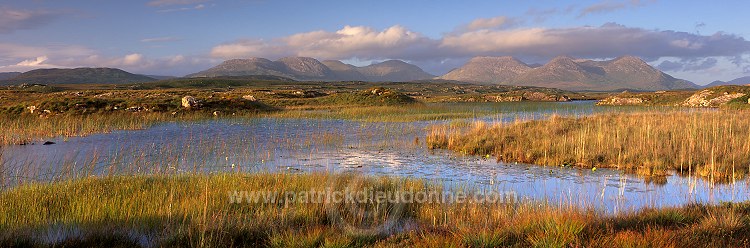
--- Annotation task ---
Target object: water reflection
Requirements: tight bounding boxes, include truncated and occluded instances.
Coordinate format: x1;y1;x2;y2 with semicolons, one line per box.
0;101;744;213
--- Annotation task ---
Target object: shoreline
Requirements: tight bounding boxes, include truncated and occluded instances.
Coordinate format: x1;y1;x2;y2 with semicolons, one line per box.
2;173;749;247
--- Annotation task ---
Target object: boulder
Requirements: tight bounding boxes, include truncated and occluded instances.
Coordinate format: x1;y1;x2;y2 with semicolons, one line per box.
709;93;746;106
368;87;391;96
596;96;644;106
94;92;114;98
682;90;713;107
125;106;145;112
485;95;523;102
522;92;571;102
242;95;257;101
182;96;198;109
682;90;746;107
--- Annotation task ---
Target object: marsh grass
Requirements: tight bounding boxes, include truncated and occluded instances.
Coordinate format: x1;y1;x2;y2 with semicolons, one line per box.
0;111;263;146
427;110;750;181
1;173;750;247
0;87;433;145
267;105;482;122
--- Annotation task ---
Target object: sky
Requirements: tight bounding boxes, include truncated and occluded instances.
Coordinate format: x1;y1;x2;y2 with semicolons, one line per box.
1;0;750;84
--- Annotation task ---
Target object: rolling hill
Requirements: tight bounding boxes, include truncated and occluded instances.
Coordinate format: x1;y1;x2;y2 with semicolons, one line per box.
704;76;750;88
0;72;21;80
0;68;156;85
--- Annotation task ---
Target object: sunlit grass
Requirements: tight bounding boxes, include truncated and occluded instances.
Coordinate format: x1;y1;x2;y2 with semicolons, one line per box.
1;173;749;247
266;105;484;122
427;110;750;181
0;112;263;146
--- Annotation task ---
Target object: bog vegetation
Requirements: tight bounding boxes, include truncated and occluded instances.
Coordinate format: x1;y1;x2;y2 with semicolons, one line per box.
2;173;750;247
428;110;750;181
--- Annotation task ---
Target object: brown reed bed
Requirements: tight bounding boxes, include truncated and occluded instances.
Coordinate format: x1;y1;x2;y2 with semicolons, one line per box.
427;110;750;182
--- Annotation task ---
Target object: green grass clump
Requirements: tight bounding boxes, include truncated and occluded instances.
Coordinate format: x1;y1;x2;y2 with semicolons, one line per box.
316;87;419;106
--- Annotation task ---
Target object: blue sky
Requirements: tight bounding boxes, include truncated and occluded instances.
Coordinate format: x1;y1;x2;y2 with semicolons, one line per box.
1;0;749;84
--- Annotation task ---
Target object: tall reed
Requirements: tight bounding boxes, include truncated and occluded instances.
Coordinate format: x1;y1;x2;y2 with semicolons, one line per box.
427;110;750;181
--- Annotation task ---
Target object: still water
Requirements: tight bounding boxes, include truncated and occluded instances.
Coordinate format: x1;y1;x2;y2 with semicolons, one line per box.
1;101;745;213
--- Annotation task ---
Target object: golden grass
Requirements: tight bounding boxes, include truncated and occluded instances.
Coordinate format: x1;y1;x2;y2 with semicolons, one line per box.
267;105;481;122
0;112;248;146
427;110;750;181
1;173;749;247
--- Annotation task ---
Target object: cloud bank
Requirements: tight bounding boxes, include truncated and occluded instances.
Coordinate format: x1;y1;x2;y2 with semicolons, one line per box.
0;7;60;33
147;0;208;7
578;0;654;18
210;22;750;64
0;42;215;76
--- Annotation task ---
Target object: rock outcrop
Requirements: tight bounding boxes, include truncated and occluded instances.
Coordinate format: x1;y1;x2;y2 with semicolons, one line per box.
484;92;570;102
681;90;746;107
596;96;645;106
182;96;198;109
242;95;257;101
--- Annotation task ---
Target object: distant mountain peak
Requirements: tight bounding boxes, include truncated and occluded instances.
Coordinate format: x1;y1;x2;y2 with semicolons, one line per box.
377;59;410;65
276;57;332;78
614;55;643;61
189;57;433;82
439;56;531;83
703;76;750;88
551;55;574;60
359;60;435;82
239;57;272;62
441;55;696;91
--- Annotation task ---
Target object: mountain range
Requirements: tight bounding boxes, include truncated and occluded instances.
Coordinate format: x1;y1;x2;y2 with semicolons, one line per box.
441;55;697;91
188;57;435;82
703;76;750;88
0;55;705;91
0;68;156;85
0;72;22;80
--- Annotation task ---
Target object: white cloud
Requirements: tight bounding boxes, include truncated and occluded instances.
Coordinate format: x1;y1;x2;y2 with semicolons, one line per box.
155;4;209;13
462;16;519;31
141;36;182;42
0;41;199;74
122;54;144;66
578;0;654;18
0;7;60;33
0;56;62;72
657;58;719;72
211;39;290;59
212;25;437;60
147;0;207;7
0;43;94;59
210;22;750;63
16;56;49;66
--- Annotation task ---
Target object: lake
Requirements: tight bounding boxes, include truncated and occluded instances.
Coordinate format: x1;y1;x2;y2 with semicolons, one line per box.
1;101;745;213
